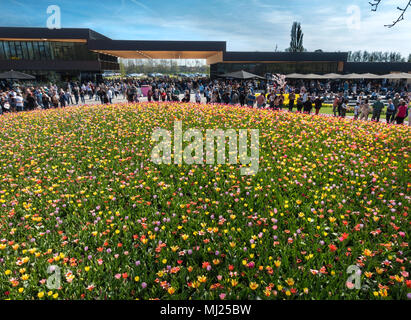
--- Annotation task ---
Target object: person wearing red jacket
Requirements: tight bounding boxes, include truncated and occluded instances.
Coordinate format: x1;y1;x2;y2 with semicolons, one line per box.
395;100;408;124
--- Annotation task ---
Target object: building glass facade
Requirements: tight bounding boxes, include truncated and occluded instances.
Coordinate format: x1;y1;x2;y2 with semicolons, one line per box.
0;40;99;61
0;40;119;82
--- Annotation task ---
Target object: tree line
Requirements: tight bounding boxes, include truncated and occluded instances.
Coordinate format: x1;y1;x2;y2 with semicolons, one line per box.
347;51;410;63
284;22;411;63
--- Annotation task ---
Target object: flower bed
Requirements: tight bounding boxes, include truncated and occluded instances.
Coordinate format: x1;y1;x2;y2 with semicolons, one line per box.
0;102;409;300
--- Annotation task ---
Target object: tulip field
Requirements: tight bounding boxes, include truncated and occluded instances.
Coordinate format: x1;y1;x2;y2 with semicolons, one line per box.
0;102;410;300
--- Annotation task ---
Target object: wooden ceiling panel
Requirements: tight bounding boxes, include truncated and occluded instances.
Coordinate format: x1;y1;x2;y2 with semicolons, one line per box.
92;50;221;60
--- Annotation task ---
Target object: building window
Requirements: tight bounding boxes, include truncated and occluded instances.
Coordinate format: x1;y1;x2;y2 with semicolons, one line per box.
3;42;10;60
9;42;16;59
0;41;5;59
21;42;29;60
26;42;34;60
32;42;40;59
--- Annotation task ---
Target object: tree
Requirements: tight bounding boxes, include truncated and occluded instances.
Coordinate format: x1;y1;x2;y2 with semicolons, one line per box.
362;51;370;62
347;50;405;62
286;22;305;52
369;0;411;27
408;54;411;62
119;61;126;77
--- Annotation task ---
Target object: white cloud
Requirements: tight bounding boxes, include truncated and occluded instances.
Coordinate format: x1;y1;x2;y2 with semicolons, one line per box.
70;0;411;56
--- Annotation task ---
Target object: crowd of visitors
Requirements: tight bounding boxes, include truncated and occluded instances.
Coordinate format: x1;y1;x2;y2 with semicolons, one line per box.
1;77;410;125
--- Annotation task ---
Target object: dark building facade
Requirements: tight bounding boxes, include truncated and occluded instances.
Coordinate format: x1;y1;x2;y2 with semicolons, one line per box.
210;52;348;78
344;62;411;74
0;27;119;82
0;27;410;82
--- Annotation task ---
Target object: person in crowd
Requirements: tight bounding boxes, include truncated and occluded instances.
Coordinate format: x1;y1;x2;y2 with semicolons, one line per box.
195;90;202;104
340;98;348;118
386;99;396;124
288;91;295;112
64;90;72;106
73;85;80;105
160;89;167;102
94;87;100;102
395;100;408;125
204;87;211;103
222;91;230;105
408;102;411;127
239;90;246;107
256;92;266;109
246;91;255;107
153;89;160;102
42;93;51;109
0;93;9;114
296;97;303;113
101;89;109;104
15;93;24;112
371;97;384;122
332;95;339;117
303;96;313;114
51;92;59;108
59;90;66;108
392;93;401;124
67;82;74;104
147;88;153;102
107;87;113;104
359;99;371;121
182;90;190;103
278;94;285;110
354;102;360;120
314;96;322;115
268;91;276;109
273;95;280;110
80;88;86;104
27;92;37;111
8;90;17;112
231;90;239;105
337;93;344;117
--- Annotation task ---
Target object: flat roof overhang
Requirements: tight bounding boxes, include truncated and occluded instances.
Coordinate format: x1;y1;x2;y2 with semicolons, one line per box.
88;39;226;63
0;27;110;41
0;38;87;43
222;51;349;62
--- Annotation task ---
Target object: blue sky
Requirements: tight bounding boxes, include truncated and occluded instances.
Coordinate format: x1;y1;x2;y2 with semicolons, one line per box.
1;0;410;56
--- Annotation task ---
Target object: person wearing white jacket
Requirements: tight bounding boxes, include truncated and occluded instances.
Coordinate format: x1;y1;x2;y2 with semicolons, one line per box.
107;88;113;104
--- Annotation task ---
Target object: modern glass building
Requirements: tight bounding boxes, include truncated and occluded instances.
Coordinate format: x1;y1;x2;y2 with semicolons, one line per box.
209;52;347;78
0;27;119;82
0;27;410;82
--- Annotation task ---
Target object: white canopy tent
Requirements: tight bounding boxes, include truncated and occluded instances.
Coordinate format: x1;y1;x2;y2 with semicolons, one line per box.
322;73;342;79
379;72;411;79
285;73;305;79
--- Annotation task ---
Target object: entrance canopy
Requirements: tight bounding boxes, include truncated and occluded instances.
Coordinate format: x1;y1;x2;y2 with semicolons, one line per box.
88;39;226;64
